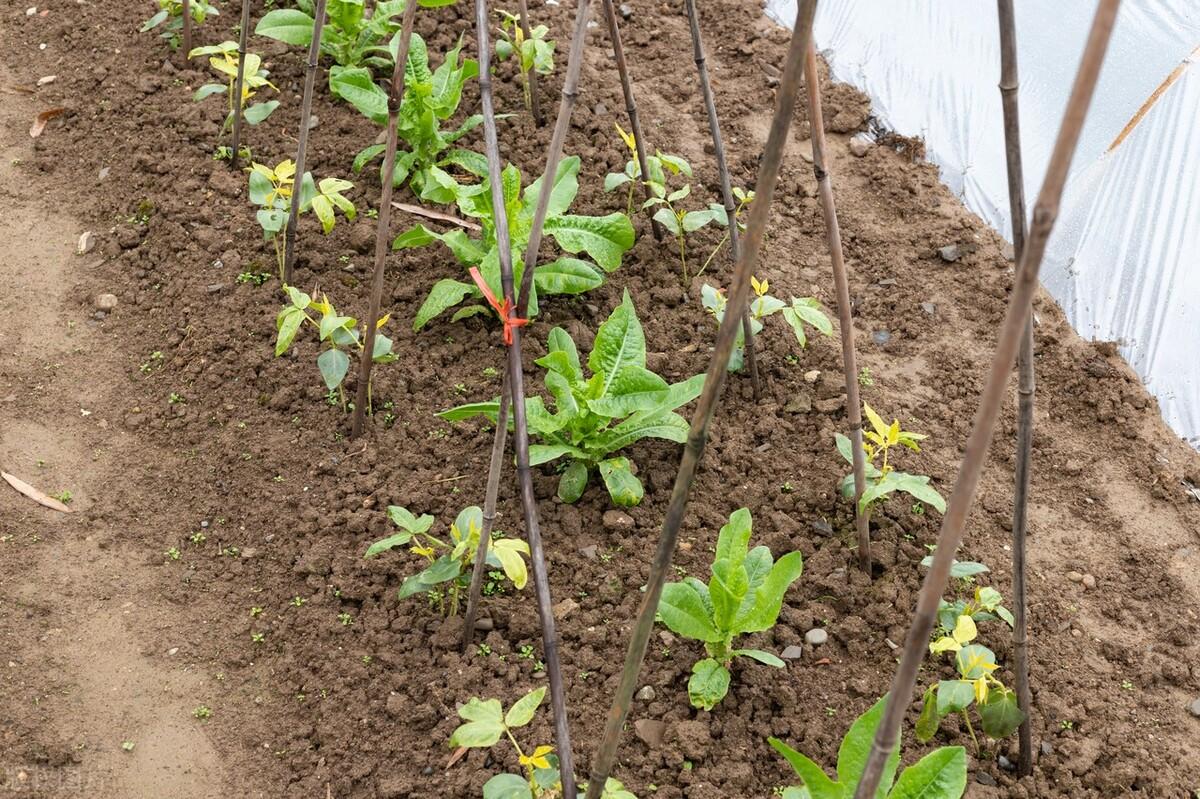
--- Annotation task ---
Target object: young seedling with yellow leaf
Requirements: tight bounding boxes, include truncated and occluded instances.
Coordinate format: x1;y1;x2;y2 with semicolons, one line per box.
836;404;946;527
248;160;357;281
701;276;831;371
603;125;691;217
364;506;528;617
142;0;218;51
274;286;395;409
189;42;280;133
449;686;638;799
495;10;555;116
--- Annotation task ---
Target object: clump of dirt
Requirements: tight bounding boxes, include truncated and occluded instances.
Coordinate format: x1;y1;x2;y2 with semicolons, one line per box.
1;0;1198;798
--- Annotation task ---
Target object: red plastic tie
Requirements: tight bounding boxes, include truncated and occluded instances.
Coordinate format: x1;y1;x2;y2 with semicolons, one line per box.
468;267;528;346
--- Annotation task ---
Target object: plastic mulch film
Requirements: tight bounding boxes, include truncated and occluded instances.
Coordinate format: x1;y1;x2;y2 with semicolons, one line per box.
766;0;1200;448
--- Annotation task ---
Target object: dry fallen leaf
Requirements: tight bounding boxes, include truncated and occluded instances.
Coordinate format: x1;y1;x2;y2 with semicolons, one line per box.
0;85;34;96
29;107;65;138
392;202;481;231
1;471;74;513
444;745;469;769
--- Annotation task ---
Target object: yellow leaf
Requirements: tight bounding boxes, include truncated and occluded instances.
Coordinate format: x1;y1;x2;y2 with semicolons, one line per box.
952;614;978;645
376;313;391;330
863;403;889;441
520;745;554;770
973;677;989;705
929;637;961;654
275;159;297;180
614;123;637;155
888;419;901;446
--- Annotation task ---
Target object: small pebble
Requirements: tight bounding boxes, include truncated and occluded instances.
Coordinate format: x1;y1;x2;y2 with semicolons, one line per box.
1188;697;1200;718
579;544;598;560
849;132;873;157
636;686;656;701
938;244;961;263
805;627;828;647
803;369;820;383
921;301;937;315
618;2;633;19
602;510;635;531
976;772;996;787
473;618;493;632
1082;574;1096;589
1066;571;1084;583
1041;741;1054;756
77;231;96;254
998;755;1014;771
93;293;118;311
781;645;805;660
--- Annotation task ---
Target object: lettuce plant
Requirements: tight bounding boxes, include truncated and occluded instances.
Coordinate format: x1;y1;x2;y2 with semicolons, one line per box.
495;9;556;115
450;687;637;799
339;33;487;199
836;405;946;519
364;505;528;616
189;42;279;133
141;0;218;50
701;276;831;371
441;292;703;506
656;508;803;710
769;696;968;799
395;156;634;330
247;160;356;280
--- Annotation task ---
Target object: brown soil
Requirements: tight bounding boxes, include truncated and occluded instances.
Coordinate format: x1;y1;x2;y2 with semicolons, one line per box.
2;1;1199;798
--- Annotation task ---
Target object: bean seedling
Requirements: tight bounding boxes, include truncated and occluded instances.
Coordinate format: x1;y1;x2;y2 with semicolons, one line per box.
189;42;280;134
603;125;689;217
702;276;831;371
770;695;968;799
656;508;803;710
441;291;703;506
495;9;555;116
836;404;946;523
248;160;356;280
364;505;529;617
141;0;218;50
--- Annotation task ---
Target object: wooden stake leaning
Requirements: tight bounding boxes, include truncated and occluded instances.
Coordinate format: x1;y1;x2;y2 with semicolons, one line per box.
472;0;578;792
182;0;192;58
803;41;871;573
997;0;1035;777
599;0;663;241
517;0;545;126
283;0;329;285
851;2;1122;795
584;3;819;795
349;0;418;439
683;0;761;401
229;0;252;170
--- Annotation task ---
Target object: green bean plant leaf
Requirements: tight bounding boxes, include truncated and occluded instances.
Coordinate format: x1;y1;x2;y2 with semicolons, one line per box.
835;405;946;520
701;276;831;371
495;9;556;115
439;292;700;506
655;508;802;710
189;41;279;134
141;0;218;50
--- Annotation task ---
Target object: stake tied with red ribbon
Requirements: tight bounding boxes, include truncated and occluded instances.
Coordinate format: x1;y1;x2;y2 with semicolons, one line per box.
468;266;529;346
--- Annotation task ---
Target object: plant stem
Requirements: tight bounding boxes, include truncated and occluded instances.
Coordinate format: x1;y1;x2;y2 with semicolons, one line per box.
229;0;251;170
349;0;417;439
462;374;511;651
599;0;663;241
996;0;1034;777
804;41;870;572
517;0;544;126
474;1;577;794
283;0;329;285
962;711;981;756
684;0;760;400
851;3;1121;795
583;4;818;795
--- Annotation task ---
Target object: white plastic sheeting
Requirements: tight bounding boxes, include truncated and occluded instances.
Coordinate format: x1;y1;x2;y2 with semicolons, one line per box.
765;0;1200;447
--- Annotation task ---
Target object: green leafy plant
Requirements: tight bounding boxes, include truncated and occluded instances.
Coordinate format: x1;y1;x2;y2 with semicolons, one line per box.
699;186;753;274
248;160;357;280
450;687;637;799
341;33;486;199
495;10;555;115
274;287;396;408
395;156;634;330
656;508;803;710
364;505;528;616
440;291;703;506
141;0;219;50
701;276;832;371
769;695;968;799
603;124;689;217
189;42;279;134
836;405;946;523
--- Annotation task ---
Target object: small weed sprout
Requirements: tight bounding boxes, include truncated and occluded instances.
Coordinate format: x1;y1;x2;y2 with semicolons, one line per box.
495;10;555;115
189;42;280;134
192;706;212;720
702;276;831;371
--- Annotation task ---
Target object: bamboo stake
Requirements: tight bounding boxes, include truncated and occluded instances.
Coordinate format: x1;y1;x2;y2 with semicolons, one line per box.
473;0;577;792
682;0;761;399
349;0;417;439
181;0;192;57
584;4;818;795
283;0;329;285
852;2;1121;795
599;0;663;241
517;0;545;126
515;0;592;313
997;0;1034;777
803;41;870;573
229;0;252;170
461;375;511;650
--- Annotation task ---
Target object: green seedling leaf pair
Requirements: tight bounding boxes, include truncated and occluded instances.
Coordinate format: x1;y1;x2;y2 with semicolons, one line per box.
275;286;396;408
770;695;969;799
603;124;691;217
836;404;946;519
248;160;357;280
365;505;528;616
342;33;488;200
656;508;803;710
450;687;638;799
395;156;634;331
441;291;702;507
495;9;556;115
189;42;280;133
141;0;218;50
701;276;832;371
